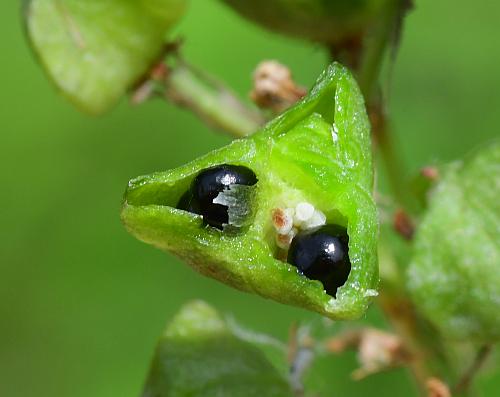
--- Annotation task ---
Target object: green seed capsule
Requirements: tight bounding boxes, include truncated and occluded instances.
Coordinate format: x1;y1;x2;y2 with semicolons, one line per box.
121;62;379;320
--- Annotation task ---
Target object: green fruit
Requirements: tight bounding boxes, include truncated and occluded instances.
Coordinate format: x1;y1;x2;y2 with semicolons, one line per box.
121;62;378;320
219;0;389;44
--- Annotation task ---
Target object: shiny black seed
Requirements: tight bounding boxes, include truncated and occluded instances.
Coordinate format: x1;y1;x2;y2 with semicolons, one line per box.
177;164;257;230
287;224;350;297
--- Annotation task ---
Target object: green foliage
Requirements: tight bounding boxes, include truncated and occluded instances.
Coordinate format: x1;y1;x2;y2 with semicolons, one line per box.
407;142;500;343
218;0;390;44
141;301;293;397
24;0;187;114
121;62;379;320
5;0;500;395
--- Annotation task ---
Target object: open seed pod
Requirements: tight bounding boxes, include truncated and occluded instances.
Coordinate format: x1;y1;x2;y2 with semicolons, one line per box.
121;63;378;320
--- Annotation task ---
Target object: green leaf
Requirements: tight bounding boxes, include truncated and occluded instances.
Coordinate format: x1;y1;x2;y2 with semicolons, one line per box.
121;62;379;320
24;0;187;114
142;301;293;397
407;142;500;342
218;0;390;44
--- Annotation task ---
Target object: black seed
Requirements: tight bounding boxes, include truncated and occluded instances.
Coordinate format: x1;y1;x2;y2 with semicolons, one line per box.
287;224;351;297
177;164;257;230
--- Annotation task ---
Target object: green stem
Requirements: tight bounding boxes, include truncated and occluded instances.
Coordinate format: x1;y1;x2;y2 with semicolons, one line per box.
164;60;265;138
372;109;412;208
356;0;401;100
358;0;412;208
331;0;461;393
329;1;410;207
453;345;492;395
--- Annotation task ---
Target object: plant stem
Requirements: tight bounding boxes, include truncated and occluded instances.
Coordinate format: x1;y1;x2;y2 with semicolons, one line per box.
332;0;462;393
164;60;265;138
356;0;401;100
330;1;411;207
359;0;412;208
378;290;452;394
369;103;410;207
453;345;492;394
377;245;451;394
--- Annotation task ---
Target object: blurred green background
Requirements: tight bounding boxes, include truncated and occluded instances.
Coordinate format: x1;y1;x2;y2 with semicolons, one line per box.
1;1;499;396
